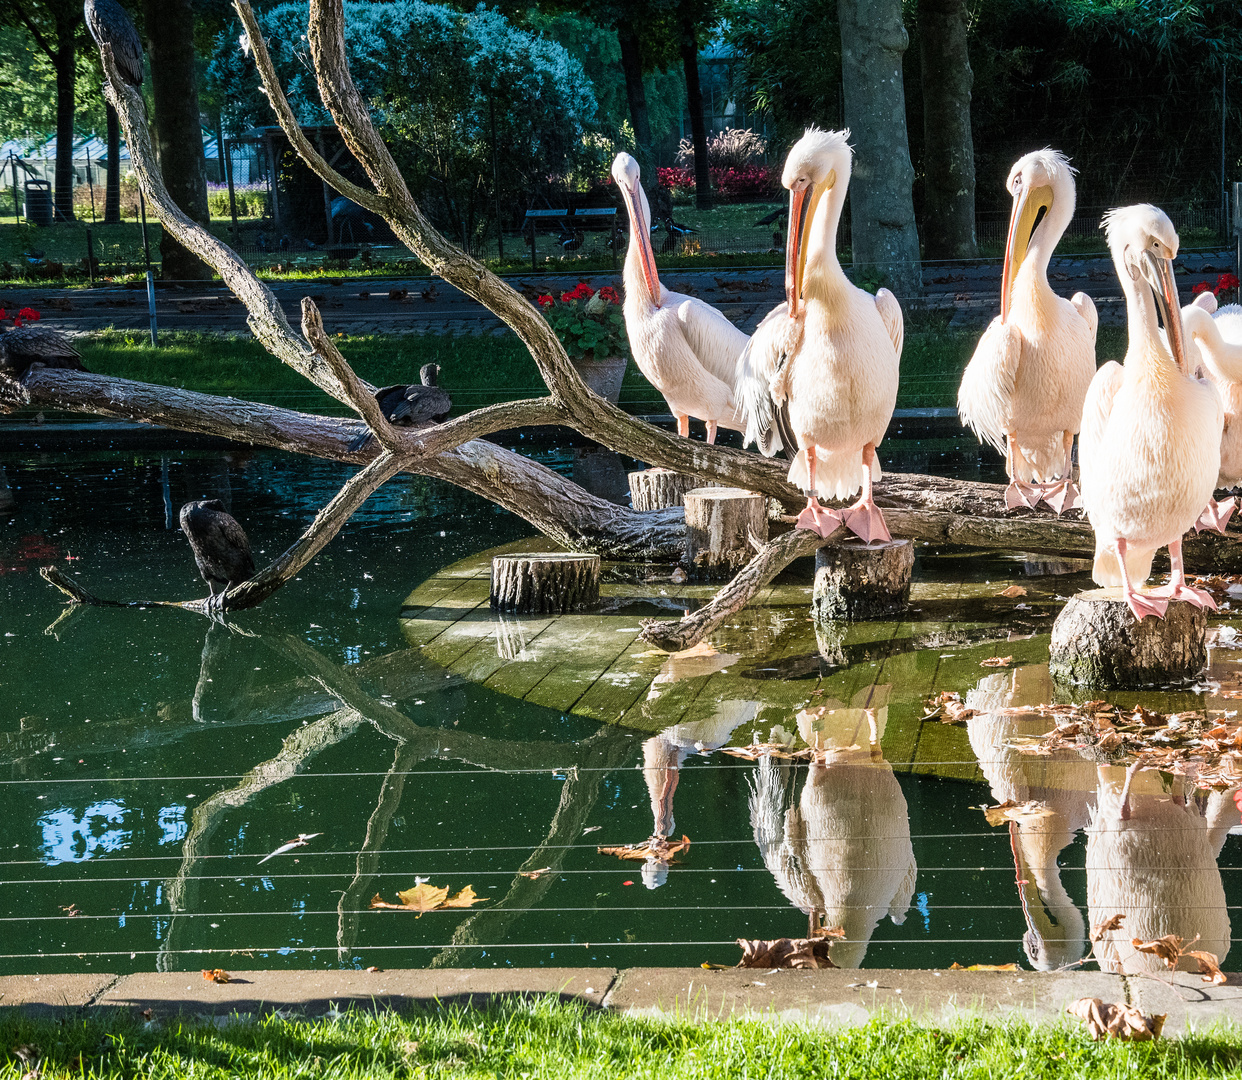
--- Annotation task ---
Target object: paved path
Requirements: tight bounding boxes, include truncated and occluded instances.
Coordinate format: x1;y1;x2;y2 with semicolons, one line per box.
3;250;1236;339
3;967;1240;1033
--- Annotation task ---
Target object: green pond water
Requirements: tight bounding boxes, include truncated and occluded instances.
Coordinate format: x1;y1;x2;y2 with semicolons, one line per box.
2;445;1242;976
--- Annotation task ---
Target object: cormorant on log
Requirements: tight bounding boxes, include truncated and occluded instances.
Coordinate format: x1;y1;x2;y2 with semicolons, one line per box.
84;0;144;87
179;500;256;601
348;363;451;451
0;324;85;379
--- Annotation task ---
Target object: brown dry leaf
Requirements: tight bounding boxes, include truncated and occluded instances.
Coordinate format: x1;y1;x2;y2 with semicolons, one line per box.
980;656;1014;668
598;835;692;862
948;962;1019;971
810;925;847;940
1091;914;1126;942
1185;950;1228;986
397;883;450;912
519;867;553;880
997;585;1028;598
736;937;836;970
201;969;230;984
441;886;485;909
1067;997;1165;1041
1131;934;1187;971
980;800;1053;827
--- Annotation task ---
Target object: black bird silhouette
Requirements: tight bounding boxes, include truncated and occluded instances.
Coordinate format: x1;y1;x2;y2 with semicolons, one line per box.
753;207;788;227
84;0;144;86
349;363;451;451
558;226;584;251
659;215;696;254
0;324;85;379
180;500;255;600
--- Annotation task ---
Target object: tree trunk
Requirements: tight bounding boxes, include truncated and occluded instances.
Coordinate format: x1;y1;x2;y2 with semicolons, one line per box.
104;103;121;224
812;538;914;620
837;0;922;297
143;0;211;279
918;0;977;259
680;15;712;211
52;12;75;223
629;468;709;511
490;553;601;614
616;21;653;171
683;487;767;578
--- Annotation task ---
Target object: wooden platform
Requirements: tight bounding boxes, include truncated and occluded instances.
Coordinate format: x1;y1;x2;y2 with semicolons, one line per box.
398;540;1120;782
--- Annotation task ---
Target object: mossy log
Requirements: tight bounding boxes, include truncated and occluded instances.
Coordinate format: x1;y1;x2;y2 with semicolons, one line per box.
1048;588;1208;688
683;487;768;579
628;468;712;511
812;539;915;621
490;552;601;615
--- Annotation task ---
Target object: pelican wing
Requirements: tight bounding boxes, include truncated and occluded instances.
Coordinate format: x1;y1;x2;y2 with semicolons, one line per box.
874;288;904;360
1070;291;1098;345
1186;305;1242;385
674;296;750;391
957;317;1023;455
736;303;799;456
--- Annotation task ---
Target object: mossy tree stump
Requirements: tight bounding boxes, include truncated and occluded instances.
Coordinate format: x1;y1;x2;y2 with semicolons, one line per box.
490;553;601;615
1049;588;1207;687
683;487;767;579
812;539;914;621
628;468;713;511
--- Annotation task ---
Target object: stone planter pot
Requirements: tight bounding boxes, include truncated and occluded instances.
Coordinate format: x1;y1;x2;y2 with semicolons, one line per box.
571;355;627;403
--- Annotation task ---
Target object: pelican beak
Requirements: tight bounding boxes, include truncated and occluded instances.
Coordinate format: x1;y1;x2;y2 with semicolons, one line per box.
785;171;833;319
1000;182;1053;322
623;183;661;309
1141;249;1187;375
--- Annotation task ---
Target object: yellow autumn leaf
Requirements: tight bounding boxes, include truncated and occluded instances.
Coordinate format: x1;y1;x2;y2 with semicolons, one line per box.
442;885;485;909
396;883;450;912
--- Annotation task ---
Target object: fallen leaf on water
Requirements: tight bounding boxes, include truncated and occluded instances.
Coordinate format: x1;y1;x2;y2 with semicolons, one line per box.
370;883;485;916
582;826;602;835
980;800;1054;827
1132;934;1192;971
948;962;1019;971
59;903;81;917
997;585;1028;598
441;886;484;909
980;656;1014;668
598;835;691;862
1067;997;1164;1041
365;966;383;973
736;936;839;969
520;867;553;879
201;969;230;984
1091;914;1126;942
670;567;688;584
1185;949;1227;985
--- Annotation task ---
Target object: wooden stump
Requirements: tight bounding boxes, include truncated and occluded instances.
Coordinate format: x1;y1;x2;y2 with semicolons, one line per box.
683;487;767;579
490;553;600;615
628;468;713;511
1049;588;1207;688
812;539;914;621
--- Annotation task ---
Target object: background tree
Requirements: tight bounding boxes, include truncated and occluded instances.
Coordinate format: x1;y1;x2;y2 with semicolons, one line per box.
837;0;921;296
916;0;976;259
678;1;714;210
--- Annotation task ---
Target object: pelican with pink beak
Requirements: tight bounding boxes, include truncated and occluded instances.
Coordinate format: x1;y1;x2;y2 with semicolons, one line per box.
610;153;747;444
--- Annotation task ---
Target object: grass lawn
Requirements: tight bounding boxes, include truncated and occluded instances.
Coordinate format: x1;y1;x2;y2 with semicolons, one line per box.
74;320;1129;417
3;998;1241;1079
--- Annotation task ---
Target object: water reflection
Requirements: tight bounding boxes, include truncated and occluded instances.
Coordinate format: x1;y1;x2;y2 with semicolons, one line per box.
749;686;917;967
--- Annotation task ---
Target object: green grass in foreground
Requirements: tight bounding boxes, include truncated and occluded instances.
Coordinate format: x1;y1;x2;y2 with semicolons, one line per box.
76;321;1129;416
3;998;1242;1079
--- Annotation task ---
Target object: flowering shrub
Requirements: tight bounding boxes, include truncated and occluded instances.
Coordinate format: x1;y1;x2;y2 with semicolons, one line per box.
0;307;40;329
675;128;768;170
538;282;628;361
1192;272;1241;297
656;165;777;201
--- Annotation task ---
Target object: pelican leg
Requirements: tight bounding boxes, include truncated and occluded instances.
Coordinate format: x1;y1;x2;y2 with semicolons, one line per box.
840;444;891;544
1149;538;1217;610
1038;432;1080;515
705;421;718;445
1115;537;1169;622
1004;432;1043;510
1194;495;1237;535
795;445;841;538
676;414;690;438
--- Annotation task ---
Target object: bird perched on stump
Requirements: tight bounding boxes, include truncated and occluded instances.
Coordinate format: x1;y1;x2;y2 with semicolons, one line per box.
180;500;256;608
84;0;144;87
349;363;451;451
0;321;84;379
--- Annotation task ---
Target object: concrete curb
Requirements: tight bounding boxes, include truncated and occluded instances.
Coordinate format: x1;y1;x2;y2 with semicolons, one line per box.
3;968;1242;1033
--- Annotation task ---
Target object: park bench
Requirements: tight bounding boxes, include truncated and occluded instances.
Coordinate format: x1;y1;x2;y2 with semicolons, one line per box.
523;206;619;271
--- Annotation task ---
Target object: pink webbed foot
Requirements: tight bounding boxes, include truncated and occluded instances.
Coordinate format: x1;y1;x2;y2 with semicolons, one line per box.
1149;583;1218;611
840;497;892;544
1194;497;1237;535
795;500;841;539
1038;480;1079;515
1004;480;1043;510
1123;589;1170;622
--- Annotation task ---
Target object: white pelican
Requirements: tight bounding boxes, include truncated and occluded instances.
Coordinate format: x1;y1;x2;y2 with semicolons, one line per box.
958;150;1097;514
736;129;902;542
611;153;748;444
1079;205;1222;621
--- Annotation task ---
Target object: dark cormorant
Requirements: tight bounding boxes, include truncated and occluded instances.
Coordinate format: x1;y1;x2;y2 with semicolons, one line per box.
83;0;144;87
179;500;256;598
348;363;451;451
0;324;85;379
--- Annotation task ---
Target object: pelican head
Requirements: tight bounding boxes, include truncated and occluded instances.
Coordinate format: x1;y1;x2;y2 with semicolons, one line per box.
781;128;851;319
611;152;660;306
1001;149;1075;321
1103;204;1186;374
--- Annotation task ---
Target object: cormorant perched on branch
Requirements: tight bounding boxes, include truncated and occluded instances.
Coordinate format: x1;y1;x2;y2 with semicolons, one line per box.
84;0;144;86
348;363;451;451
180;500;256;598
0;324;84;379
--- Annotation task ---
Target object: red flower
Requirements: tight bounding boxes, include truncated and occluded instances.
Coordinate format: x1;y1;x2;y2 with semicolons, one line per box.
1218;273;1240;293
1193;280;1212;295
12;317;22;328
597;286;620;304
537;294;554;307
18;307;38;321
560;282;595;303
